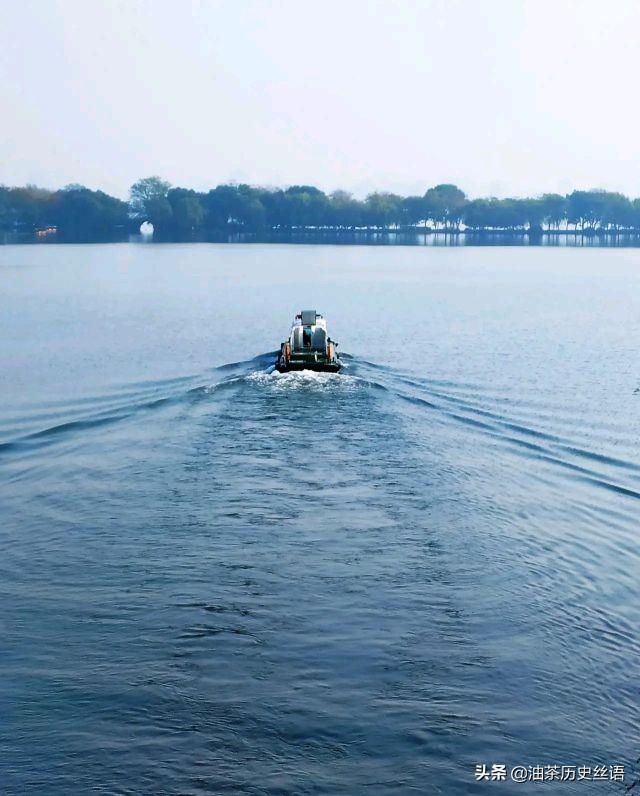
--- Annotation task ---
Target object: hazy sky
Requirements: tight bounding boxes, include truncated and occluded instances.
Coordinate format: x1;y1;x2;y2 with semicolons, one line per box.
2;0;639;199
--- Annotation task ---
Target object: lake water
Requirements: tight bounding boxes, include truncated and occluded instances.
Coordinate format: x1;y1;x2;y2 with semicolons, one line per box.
1;243;639;795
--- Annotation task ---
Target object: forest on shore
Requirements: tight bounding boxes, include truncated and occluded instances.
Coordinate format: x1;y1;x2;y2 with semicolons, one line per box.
3;177;640;241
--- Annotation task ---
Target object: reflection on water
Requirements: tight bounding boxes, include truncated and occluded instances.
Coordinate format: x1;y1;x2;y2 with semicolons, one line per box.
5;229;640;247
235;230;640;247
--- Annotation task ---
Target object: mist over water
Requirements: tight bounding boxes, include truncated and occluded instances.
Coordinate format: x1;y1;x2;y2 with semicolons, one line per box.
1;244;639;794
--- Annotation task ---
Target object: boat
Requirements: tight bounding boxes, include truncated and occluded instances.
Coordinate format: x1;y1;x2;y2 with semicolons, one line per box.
276;310;341;373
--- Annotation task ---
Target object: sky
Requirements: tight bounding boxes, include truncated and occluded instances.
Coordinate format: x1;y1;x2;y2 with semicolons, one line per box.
1;0;639;200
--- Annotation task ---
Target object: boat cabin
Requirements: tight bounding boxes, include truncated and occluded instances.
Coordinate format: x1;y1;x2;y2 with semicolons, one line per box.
276;309;341;372
290;310;328;352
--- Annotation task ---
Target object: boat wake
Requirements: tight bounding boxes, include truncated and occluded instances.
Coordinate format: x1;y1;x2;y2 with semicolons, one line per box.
1;351;639;509
246;368;359;391
2;347;639;790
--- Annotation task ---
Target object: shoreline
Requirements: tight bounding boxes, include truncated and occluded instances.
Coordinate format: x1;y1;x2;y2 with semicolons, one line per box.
4;228;640;247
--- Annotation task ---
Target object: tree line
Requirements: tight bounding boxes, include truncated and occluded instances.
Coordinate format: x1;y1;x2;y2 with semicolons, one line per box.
3;178;640;240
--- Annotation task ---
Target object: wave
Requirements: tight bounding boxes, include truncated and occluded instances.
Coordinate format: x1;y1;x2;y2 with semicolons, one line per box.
0;351;371;459
2;351;638;506
0;352;276;456
245;369;360;392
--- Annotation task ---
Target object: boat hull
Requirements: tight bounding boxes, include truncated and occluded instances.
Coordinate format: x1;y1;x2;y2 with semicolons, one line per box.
276;356;341;373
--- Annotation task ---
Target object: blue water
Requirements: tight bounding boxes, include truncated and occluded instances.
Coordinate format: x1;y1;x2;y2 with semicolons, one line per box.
1;244;639;794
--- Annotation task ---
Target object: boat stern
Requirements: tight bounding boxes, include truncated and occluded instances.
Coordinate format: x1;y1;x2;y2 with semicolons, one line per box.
276;310;341;372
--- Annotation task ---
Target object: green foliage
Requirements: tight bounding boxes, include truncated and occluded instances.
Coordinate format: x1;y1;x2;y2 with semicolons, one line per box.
5;185;56;229
600;193;632;230
540;194;567;230
167;188;205;234
4;178;640;239
564;189;633;231
364;193;403;228
130;177;172;232
424;184;466;229
401;196;427;226
284;188;328;227
325;191;362;228
202;184;266;230
0;187;12;229
463;198;529;230
53;185;128;240
567;190;601;230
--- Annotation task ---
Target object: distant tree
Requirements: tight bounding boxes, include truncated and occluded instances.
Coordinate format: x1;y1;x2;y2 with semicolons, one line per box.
284;185;324;196
259;189;289;228
283;186;328;227
54;184;128;239
566;190;608;232
0;186;12;229
364;192;403;228
600;192;633;231
540;194;567;230
167;188;204;234
423;184;466;230
463;197;540;231
130;176;173;232
463;198;492;229
203;184;239;229
6;177;640;242
401;195;427;227
494;198;527;230
522;198;545;231
201;184;266;231
235;189;266;229
8;185;55;229
325;190;363;228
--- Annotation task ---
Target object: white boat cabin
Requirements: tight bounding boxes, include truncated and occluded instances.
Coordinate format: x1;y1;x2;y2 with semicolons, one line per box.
289;310;328;352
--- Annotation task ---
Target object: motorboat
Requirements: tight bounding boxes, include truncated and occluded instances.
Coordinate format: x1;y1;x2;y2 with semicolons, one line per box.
276;310;341;373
